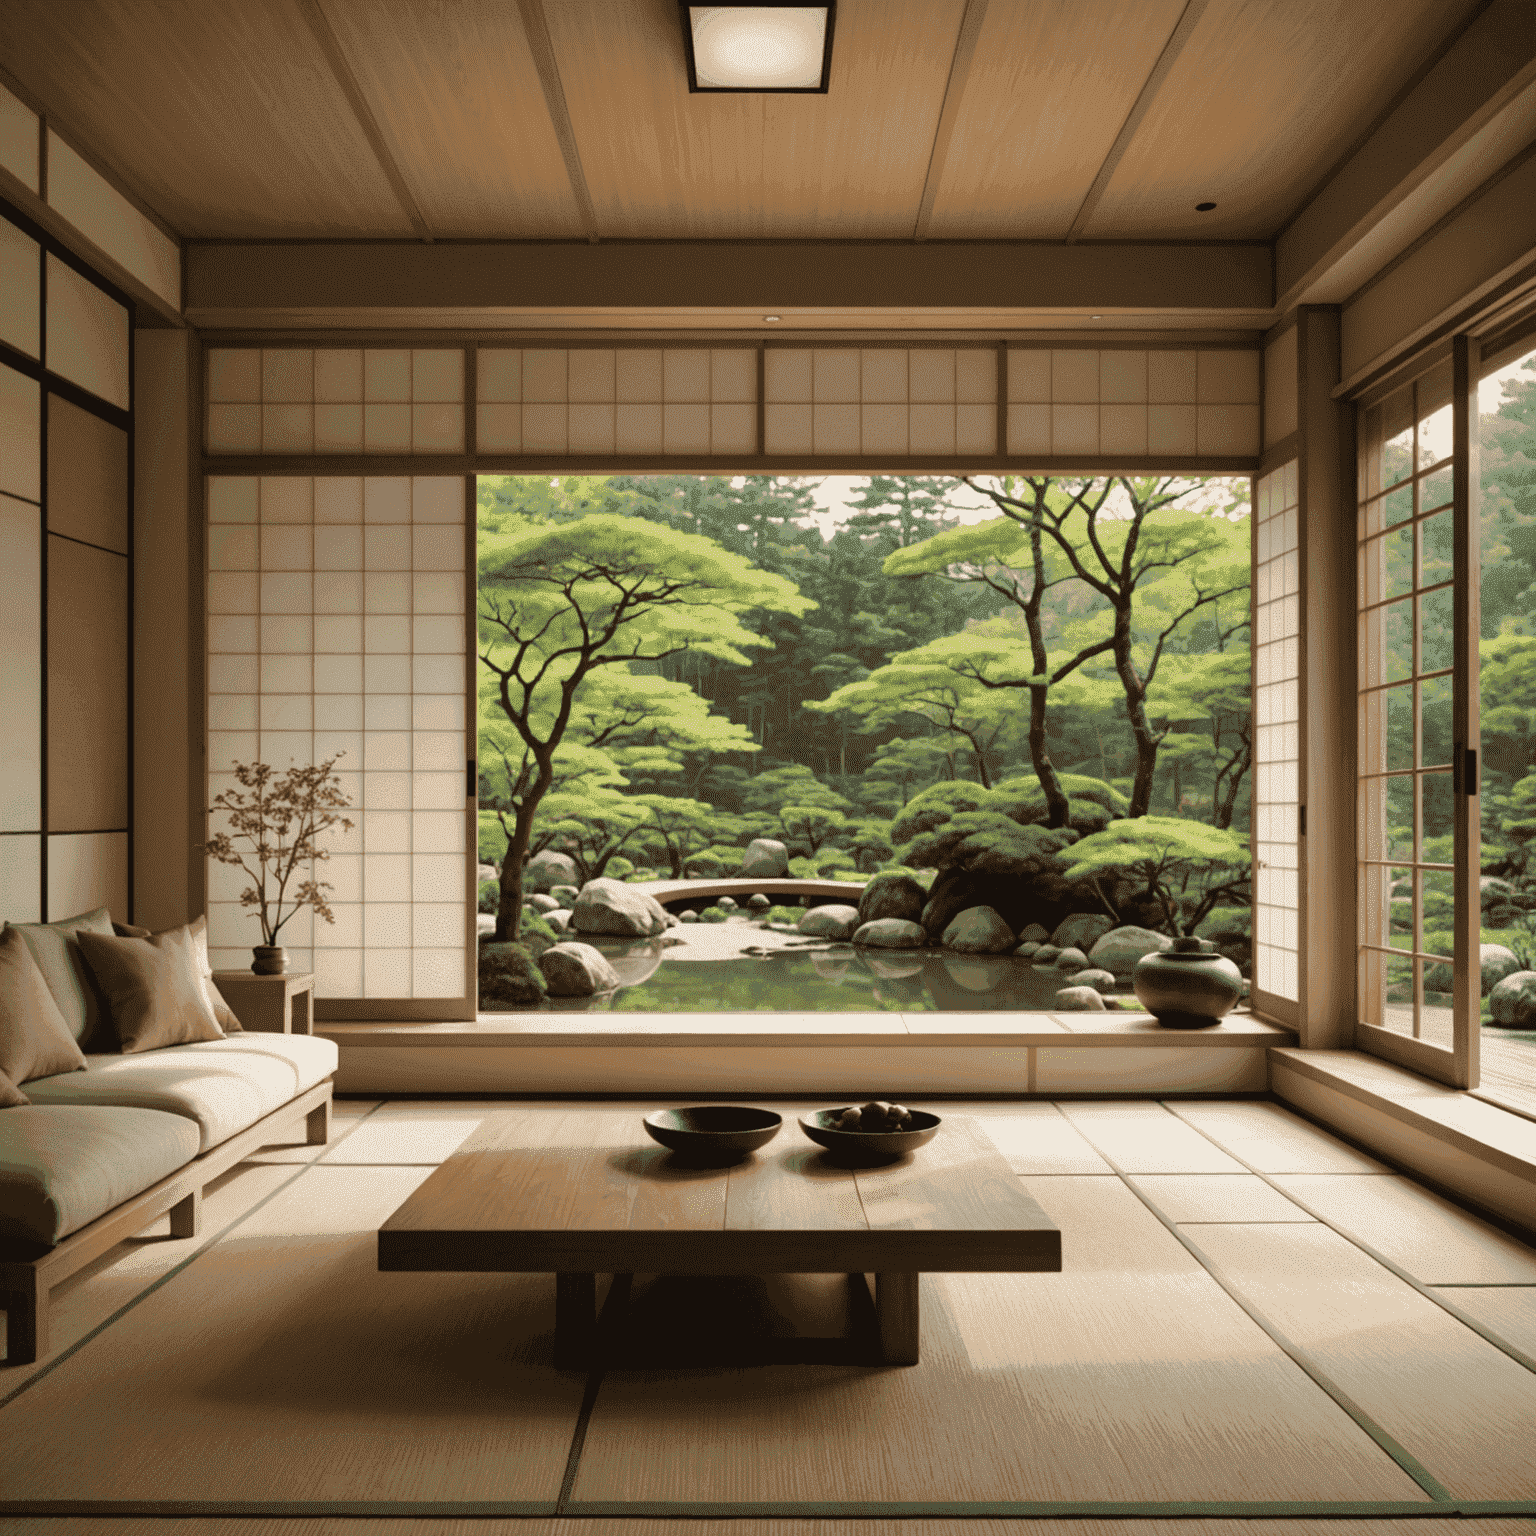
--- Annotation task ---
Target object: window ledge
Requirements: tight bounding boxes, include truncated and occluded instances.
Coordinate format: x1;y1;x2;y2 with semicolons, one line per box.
1269;1047;1536;1236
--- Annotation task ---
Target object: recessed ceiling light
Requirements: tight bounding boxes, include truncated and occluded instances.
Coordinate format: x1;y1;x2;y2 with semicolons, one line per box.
1195;201;1217;212
683;5;835;93
764;315;781;322
1091;315;1102;320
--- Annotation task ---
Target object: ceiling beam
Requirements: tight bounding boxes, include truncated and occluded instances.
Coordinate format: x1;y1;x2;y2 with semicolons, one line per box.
1064;0;1210;244
183;239;1272;323
913;0;989;242
296;0;434;242
1276;0;1536;311
515;0;600;245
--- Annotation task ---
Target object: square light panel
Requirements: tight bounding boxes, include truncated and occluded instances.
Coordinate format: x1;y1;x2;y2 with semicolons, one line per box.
684;4;834;92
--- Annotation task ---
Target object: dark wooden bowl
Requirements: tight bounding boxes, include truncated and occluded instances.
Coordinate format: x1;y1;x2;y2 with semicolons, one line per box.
799;1107;942;1155
643;1105;783;1156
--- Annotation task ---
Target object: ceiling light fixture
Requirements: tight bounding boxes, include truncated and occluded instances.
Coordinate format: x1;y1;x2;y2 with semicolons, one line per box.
1195;201;1217;212
682;4;835;93
763;315;782;322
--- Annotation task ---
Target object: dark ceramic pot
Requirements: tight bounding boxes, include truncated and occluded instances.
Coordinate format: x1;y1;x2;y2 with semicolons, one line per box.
251;945;289;975
1133;937;1244;1028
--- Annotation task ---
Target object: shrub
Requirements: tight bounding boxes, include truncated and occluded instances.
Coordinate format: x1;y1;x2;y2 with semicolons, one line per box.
764;905;802;925
684;851;726;878
699;905;729;923
606;855;634;879
477;942;547;1005
477;879;500;915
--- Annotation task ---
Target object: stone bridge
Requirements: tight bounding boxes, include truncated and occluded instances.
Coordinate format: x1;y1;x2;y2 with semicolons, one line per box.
627;877;866;911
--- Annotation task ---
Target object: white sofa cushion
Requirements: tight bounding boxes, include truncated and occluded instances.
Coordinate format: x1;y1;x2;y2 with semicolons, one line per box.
21;1035;337;1153
0;1104;202;1245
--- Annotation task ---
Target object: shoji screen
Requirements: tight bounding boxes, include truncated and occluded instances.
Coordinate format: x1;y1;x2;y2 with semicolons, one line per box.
205;475;471;1016
1;201;132;925
1252;460;1301;1014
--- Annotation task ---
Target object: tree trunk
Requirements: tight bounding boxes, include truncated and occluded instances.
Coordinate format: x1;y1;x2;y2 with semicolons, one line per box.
1113;605;1160;818
1026;682;1072;827
493;761;553;942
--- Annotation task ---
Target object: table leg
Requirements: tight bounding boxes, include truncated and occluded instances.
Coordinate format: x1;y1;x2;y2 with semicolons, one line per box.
874;1271;920;1365
555;1272;597;1369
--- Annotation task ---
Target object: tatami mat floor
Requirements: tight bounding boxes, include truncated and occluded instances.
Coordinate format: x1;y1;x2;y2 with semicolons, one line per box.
3;1095;1535;1533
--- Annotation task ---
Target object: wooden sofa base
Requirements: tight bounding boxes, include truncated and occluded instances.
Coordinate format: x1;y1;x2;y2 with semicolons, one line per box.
1;1079;333;1366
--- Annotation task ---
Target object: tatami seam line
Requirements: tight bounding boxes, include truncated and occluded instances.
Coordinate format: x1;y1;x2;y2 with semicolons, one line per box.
2;1497;1535;1517
0;1098;386;1408
1046;1101;1456;1504
1160;1099;1536;1374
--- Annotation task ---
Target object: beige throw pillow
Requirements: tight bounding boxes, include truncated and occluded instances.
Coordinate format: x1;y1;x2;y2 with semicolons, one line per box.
0;926;89;1084
188;916;242;1033
75;927;227;1053
7;906;115;1047
0;1064;29;1107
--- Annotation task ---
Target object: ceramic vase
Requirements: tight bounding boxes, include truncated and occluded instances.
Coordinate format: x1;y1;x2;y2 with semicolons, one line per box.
251;945;289;975
1133;937;1244;1028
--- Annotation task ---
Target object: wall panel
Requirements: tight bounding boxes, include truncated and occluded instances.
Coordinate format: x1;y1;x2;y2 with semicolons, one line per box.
0;362;41;501
47;393;128;553
0;80;39;192
0;216;40;358
45;252;130;410
0;834;42;922
0;491;41;831
46;534;129;833
46;829;128;922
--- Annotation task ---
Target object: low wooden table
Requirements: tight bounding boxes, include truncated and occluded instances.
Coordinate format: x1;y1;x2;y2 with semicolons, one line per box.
210;970;314;1035
376;1109;1060;1366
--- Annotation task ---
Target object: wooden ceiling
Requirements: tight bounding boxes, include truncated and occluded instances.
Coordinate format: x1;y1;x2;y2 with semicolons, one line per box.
0;0;1484;247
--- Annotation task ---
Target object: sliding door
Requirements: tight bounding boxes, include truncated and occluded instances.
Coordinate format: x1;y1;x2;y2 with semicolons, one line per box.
1355;337;1480;1087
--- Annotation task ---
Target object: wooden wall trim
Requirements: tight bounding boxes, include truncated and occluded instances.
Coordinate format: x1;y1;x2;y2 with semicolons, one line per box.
182;240;1274;320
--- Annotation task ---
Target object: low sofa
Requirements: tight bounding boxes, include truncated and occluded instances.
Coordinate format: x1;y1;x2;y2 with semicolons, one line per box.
1;906;337;1365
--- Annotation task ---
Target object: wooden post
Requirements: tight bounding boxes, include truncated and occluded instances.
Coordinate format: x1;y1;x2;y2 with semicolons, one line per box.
2;1274;46;1364
306;1096;332;1146
554;1272;597;1369
874;1271;920;1365
168;1187;201;1239
1298;305;1357;1049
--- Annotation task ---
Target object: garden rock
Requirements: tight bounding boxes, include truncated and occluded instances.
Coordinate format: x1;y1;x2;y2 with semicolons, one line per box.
1089;925;1173;978
853;918;928;949
537;942;619;997
747;893;771;911
544;909;572;933
526;893;560;913
1072;967;1118;995
1054;946;1090;971
1054;985;1107;1011
717;895;738;910
1018;923;1051;945
478;944;546;1005
1014;941;1041;958
862;952;924;980
476;913;495;937
942;906;1018;954
1489;970;1536;1027
857;872;928;926
1033;944;1062;965
679;909;699;922
477;862;499;883
1482;944;1524;996
526;851;579;892
799;904;862;940
1050;914;1115;952
572;877;671;937
550;884;580;909
741;838;790;878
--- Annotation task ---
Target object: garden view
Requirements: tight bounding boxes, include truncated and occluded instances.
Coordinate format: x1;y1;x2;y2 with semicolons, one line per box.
475;469;1255;1011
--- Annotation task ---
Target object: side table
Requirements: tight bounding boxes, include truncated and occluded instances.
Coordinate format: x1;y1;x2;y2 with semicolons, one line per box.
210;971;315;1035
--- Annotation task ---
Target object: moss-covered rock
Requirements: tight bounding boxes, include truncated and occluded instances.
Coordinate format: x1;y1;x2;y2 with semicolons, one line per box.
477;943;547;1006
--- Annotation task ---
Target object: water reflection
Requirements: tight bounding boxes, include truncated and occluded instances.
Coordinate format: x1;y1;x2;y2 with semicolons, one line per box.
487;933;1123;1013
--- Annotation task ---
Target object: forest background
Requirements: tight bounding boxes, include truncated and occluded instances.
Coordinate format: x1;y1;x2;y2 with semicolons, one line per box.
472;352;1536;979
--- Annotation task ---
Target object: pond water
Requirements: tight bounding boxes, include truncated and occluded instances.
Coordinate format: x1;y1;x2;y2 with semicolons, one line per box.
482;915;1135;1013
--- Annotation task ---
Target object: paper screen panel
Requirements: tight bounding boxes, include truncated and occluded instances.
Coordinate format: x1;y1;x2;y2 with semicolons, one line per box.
206;474;468;1000
1254;459;1300;1003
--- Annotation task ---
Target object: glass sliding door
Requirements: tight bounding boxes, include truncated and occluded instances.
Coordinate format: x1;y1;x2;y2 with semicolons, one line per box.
1355;338;1480;1086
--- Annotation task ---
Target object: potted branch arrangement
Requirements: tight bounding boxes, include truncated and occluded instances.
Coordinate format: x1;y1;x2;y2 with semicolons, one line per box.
204;756;355;973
